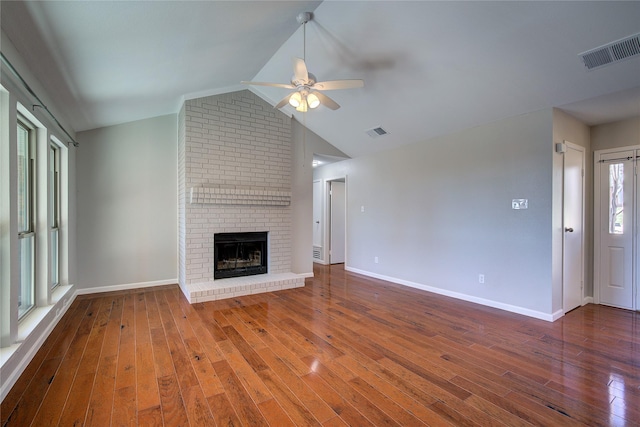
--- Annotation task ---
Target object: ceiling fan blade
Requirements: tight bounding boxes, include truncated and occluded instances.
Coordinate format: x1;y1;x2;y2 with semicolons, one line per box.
314;91;340;110
241;81;295;89
274;92;294;109
314;79;364;91
292;57;309;83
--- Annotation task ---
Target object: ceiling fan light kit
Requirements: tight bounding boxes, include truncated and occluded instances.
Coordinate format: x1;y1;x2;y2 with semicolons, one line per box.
242;12;363;112
289;89;320;112
289;92;302;108
307;92;320;108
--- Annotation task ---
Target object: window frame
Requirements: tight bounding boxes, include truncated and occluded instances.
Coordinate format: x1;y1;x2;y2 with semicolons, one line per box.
17;115;37;320
49;141;61;289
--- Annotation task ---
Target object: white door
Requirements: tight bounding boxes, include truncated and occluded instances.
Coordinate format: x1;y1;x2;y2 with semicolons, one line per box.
563;143;585;313
597;151;634;309
329;181;345;264
313;180;322;248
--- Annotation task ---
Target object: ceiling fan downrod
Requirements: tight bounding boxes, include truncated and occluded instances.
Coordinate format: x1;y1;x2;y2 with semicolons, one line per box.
296;12;312;62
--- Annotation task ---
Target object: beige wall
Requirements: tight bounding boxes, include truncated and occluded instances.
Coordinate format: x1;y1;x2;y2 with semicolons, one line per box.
552;109;592;308
553;115;640;305
590;116;639;308
591;116;640;151
291;118;349;274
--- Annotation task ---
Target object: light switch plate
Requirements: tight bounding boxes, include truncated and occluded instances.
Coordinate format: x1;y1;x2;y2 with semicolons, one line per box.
512;199;528;209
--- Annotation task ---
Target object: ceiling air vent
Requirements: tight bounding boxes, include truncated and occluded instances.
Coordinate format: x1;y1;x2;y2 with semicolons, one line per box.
366;126;388;138
579;33;640;70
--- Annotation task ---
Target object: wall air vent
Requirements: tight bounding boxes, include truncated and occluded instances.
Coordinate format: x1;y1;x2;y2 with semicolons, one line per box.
366;126;389;138
579;33;640;70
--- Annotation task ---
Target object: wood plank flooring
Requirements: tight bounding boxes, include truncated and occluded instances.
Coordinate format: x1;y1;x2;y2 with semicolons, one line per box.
2;264;639;426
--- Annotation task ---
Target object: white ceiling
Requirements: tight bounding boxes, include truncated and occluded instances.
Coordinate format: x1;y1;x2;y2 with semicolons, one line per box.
1;0;322;130
2;1;639;158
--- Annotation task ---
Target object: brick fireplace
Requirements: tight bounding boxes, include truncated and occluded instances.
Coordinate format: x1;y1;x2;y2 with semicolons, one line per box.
178;90;306;303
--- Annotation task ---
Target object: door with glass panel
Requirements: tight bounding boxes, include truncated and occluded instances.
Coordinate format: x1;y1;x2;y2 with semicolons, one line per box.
595;150;634;309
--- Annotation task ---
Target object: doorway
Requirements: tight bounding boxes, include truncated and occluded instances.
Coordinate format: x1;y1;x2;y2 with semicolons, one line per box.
328;179;346;264
594;147;637;310
312;179;322;260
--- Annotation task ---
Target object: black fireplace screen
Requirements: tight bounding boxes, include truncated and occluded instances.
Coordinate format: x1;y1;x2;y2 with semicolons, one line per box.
214;232;267;279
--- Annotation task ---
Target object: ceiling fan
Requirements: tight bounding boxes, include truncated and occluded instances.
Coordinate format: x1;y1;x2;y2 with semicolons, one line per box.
242;12;364;112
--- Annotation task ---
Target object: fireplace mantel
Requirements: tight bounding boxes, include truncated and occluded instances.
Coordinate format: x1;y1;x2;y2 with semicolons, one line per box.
189;186;291;206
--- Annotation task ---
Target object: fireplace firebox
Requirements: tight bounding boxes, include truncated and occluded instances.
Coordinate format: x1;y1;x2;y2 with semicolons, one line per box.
214;232;267;279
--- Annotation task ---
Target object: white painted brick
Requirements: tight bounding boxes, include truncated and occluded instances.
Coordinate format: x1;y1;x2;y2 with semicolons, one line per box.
179;90;294;287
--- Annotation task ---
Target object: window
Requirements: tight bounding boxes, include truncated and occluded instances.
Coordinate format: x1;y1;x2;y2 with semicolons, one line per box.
17;119;36;319
609;163;624;234
49;143;60;289
2;83;73;375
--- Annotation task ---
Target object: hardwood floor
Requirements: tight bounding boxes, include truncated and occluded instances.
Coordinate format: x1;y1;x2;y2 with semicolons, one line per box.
2;264;639;426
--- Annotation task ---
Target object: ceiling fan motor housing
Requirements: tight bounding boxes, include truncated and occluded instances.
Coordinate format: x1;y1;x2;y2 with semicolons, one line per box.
296;12;312;25
291;72;316;87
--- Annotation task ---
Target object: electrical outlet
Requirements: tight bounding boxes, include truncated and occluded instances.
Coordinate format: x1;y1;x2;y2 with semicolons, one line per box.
374;256;379;264
361;205;365;213
478;274;485;284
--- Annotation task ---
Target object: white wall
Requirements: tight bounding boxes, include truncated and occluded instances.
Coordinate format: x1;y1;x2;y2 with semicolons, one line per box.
314;109;556;318
76;114;178;289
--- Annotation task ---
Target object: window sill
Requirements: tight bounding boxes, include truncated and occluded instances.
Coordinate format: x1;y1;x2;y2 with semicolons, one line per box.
17;284;73;342
1;284;74;383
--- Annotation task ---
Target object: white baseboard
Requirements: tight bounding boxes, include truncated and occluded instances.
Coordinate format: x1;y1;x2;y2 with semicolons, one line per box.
345;266;557;322
313;259;328;265
75;278;178;295
583;296;594;305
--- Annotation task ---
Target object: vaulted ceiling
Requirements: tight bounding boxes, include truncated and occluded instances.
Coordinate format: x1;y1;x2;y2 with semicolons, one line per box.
2;1;639;158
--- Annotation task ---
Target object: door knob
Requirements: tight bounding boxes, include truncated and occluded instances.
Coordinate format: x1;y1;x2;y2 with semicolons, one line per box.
565;227;574;233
